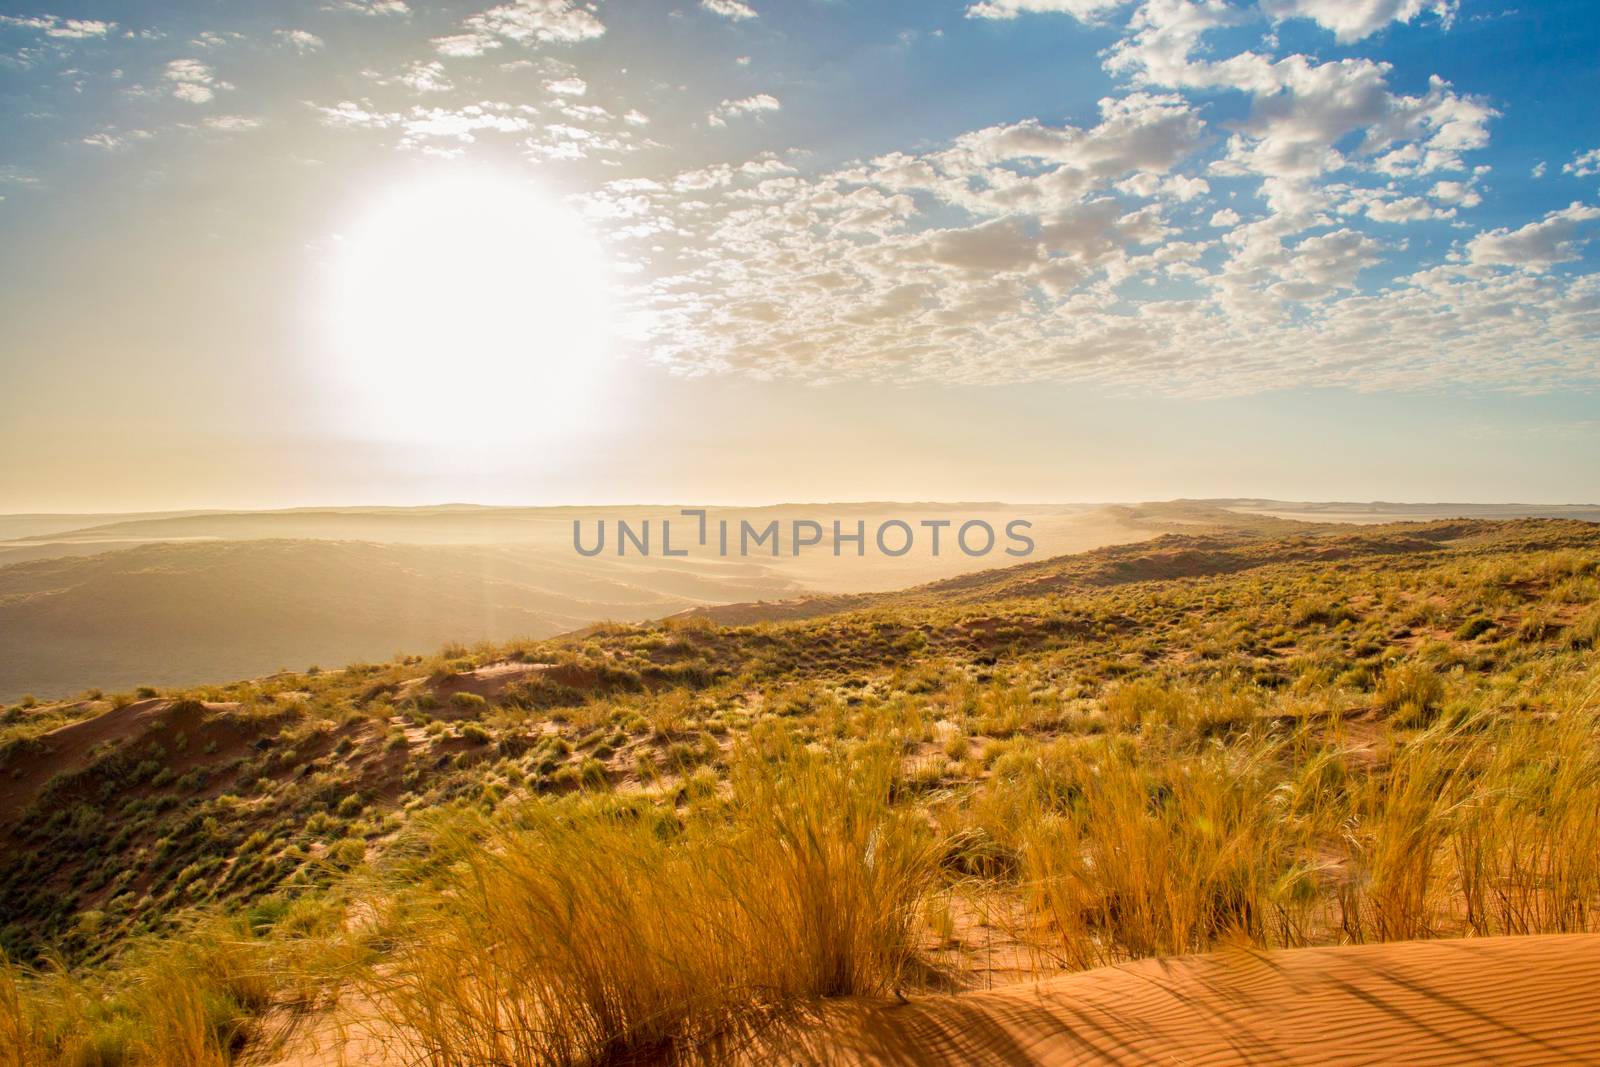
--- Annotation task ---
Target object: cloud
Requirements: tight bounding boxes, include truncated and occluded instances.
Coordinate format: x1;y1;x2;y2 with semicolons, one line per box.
324;0;410;13
701;0;758;20
1565;148;1600;178
312;95;648;163
965;0;1128;19
546;75;587;95
1275;228;1383;292
1467;202;1600;272
433;0;604;57
1336;186;1453;223
314;100;538;146
1428;177;1480;208
606;35;1597;400
708;93;781;127
851;93;1206;218
191;30;244;48
203;114;263;132
164;59;231;104
1104;4;1493;183
904;216;1045;274
276;29;326;53
396;60;452;92
1258;0;1457;43
636;162;1600;392
0;14;115;38
80;127;155;150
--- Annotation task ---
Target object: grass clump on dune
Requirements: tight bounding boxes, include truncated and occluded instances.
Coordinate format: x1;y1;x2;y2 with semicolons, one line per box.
365;731;937;1066
955;675;1600;969
0;901;354;1067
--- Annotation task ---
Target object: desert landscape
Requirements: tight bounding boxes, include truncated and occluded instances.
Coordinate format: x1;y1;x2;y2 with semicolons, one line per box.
5;511;1600;1063
5;0;1600;1062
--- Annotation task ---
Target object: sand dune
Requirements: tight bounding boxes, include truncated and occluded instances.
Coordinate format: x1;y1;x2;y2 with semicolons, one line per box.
259;936;1600;1065
745;935;1600;1066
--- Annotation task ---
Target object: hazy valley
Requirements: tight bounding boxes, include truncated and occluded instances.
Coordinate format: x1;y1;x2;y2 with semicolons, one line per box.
7;500;1596;704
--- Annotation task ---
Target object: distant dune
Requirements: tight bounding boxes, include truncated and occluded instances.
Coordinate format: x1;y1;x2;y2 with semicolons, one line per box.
3;499;1592;702
1215;498;1600;524
0;502;1158;701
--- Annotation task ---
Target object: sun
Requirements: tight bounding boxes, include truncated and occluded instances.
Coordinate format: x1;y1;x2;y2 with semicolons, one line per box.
320;170;616;444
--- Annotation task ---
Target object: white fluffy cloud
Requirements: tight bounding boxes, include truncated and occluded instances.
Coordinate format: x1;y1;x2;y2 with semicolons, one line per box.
276;29;325;53
395;60;451;92
311;94;650;163
701;0;758;20
203;114;263;132
630;153;1600;393
1106;2;1494;182
1258;0;1456;43
965;0;1129;19
708;93;780;127
325;0;410;13
546;76;587;96
164;59;231;104
0;14;115;38
434;0;604;57
315;100;536;145
1565;148;1600;179
599;0;1596;398
1468;202;1600;272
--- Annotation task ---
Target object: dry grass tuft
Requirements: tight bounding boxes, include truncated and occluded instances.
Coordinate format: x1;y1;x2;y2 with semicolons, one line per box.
365;733;937;1066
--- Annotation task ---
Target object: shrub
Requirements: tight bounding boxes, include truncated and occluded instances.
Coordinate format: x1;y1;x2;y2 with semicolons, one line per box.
450;692;487;713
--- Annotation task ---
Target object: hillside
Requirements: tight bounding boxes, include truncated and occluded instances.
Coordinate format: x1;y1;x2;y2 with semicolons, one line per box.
0;503;1165;702
678;515;1600;624
3;516;1599;1064
0;539;803;702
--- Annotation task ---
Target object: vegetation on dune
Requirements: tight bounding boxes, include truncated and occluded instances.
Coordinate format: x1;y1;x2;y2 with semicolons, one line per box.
367;733;934;1066
1;519;1600;1064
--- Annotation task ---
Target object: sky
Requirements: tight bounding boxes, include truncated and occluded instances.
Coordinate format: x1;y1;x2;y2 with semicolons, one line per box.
0;0;1597;511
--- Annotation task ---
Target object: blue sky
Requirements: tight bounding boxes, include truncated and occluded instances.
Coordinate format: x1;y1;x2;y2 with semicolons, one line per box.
0;0;1597;509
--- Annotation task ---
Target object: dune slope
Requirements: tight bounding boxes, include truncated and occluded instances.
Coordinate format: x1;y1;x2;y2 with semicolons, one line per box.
754;935;1600;1066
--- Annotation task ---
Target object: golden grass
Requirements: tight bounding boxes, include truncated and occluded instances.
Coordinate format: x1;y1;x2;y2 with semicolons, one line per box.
958;675;1600;968
363;732;936;1066
0;904;356;1067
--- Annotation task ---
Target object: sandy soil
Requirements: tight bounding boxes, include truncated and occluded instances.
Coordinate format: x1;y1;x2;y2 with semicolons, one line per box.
0;697;242;815
259;935;1600;1066
743;934;1600;1066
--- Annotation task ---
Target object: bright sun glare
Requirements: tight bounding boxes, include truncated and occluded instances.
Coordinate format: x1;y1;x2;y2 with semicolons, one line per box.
323;171;614;444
